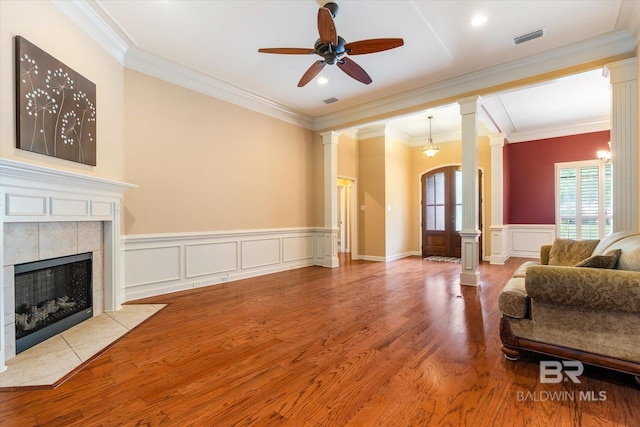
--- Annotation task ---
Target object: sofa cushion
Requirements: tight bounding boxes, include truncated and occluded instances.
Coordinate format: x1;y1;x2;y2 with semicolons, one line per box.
574;249;621;269
601;234;640;271
498;277;529;318
591;230;639;256
513;261;539;278
548;238;599;266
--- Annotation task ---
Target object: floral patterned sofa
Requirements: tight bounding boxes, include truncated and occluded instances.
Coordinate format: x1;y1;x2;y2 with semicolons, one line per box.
498;230;640;383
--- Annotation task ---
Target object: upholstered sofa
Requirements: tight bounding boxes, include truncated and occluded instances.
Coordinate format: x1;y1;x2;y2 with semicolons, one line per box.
498;230;640;383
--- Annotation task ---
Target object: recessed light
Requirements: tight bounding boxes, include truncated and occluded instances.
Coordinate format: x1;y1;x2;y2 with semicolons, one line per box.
318;76;329;85
471;14;487;26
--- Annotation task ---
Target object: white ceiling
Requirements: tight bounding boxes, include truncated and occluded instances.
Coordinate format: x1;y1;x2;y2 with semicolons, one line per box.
60;0;640;143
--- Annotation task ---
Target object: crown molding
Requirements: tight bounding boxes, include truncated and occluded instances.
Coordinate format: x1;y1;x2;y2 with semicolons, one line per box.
51;0;128;64
356;123;387;140
313;31;636;132
54;0;314;129
506;119;610;143
124;47;314;129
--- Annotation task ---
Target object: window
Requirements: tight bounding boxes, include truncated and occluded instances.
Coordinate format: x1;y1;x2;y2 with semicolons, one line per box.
556;160;612;239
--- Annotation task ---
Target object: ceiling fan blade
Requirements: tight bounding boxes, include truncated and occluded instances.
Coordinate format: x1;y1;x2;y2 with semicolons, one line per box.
345;38;405;55
337;57;372;85
258;48;316;54
317;7;337;45
298;60;326;87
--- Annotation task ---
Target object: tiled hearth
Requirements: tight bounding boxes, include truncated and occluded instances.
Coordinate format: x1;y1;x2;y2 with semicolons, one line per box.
3;221;105;360
0;303;165;388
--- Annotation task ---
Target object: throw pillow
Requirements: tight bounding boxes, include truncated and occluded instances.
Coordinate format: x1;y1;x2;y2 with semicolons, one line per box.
574;249;622;269
548;238;600;266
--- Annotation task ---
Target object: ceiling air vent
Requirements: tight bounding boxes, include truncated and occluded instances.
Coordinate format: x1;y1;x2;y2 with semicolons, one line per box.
513;28;546;45
323;97;339;104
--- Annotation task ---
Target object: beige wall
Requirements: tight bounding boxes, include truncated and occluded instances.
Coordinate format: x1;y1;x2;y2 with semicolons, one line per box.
358;136;386;257
337;133;358;179
123;69;318;235
0;1;125;182
385;137;413;257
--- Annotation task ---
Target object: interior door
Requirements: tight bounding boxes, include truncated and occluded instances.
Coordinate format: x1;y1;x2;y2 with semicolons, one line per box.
422;166;462;258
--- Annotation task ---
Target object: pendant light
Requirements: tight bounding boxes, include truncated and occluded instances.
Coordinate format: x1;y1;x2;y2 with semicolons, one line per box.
421;115;439;158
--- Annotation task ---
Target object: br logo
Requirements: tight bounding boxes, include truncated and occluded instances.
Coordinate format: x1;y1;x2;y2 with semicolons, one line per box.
540;360;584;384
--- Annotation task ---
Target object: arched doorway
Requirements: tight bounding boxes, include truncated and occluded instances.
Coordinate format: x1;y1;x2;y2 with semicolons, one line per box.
421;166;482;259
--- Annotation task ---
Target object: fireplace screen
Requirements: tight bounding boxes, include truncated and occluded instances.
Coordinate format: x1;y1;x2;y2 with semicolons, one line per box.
14;252;93;353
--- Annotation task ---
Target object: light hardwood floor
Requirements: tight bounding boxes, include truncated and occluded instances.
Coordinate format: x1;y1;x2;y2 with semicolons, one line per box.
0;255;638;426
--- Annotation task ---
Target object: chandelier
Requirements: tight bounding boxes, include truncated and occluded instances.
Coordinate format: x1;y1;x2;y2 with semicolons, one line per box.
421;115;439;158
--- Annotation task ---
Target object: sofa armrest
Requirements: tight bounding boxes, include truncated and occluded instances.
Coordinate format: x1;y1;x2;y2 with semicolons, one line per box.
540;245;552;265
525;265;640;313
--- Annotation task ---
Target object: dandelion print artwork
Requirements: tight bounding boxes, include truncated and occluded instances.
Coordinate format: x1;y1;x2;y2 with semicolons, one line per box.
15;36;96;165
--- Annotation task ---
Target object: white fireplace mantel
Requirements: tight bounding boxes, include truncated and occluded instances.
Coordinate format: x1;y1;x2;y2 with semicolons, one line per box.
0;159;136;372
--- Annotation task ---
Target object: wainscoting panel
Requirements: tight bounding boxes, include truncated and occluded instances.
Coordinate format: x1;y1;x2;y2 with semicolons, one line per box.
509;225;556;258
186;241;238;278
242;238;281;269
282;235;314;263
125;246;182;287
122;228;331;302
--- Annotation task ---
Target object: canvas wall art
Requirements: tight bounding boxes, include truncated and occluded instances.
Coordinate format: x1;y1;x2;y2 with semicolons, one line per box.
15;36;97;166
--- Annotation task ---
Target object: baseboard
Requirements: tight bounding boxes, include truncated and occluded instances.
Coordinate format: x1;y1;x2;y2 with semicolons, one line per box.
359;251;420;262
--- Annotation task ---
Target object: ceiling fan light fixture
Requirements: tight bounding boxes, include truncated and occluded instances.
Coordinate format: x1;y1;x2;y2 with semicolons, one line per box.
258;2;404;86
421;115;439;158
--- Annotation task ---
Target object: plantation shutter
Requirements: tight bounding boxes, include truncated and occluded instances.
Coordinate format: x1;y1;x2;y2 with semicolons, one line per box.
556;161;612;239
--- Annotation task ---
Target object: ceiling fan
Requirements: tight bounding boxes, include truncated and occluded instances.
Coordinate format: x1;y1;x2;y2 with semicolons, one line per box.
258;2;404;87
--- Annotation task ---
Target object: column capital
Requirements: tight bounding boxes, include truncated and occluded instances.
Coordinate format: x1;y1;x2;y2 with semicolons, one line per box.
457;95;483;115
488;133;506;146
605;57;637;84
320;131;340;145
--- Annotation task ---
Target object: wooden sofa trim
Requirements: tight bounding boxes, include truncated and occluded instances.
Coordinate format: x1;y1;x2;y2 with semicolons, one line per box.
500;317;640;385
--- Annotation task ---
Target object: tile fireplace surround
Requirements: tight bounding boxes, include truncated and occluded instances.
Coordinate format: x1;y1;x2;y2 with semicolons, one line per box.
0;159;135;372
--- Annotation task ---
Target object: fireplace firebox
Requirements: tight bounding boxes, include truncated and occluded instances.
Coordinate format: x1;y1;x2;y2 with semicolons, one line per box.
14;252;93;354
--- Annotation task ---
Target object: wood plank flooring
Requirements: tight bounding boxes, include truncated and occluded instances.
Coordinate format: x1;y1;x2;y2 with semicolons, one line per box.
0;256;638;426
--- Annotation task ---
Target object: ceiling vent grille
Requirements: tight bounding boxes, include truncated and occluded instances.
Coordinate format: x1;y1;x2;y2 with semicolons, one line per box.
323;97;339;104
513;28;546;45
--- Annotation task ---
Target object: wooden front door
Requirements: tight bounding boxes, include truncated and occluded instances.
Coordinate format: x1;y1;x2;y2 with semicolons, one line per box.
421;166;462;258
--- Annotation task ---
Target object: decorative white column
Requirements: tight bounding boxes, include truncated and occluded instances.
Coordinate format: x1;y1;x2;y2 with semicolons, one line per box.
458;96;482;286
321;131;340;268
489;133;509;265
0;195;5;372
605;58;638;232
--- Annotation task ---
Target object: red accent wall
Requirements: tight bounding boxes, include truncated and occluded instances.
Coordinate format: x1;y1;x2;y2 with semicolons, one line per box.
506;130;610;224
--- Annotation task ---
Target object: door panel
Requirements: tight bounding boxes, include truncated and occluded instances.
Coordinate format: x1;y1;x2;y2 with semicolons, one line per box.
422;167;460;258
421;166;482;259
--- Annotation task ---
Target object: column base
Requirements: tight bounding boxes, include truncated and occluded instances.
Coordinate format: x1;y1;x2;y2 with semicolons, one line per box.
460;270;481;286
323;256;340;268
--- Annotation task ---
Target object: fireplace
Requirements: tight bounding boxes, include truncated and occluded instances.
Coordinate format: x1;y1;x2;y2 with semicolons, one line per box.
1;159;136;369
14;253;93;354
